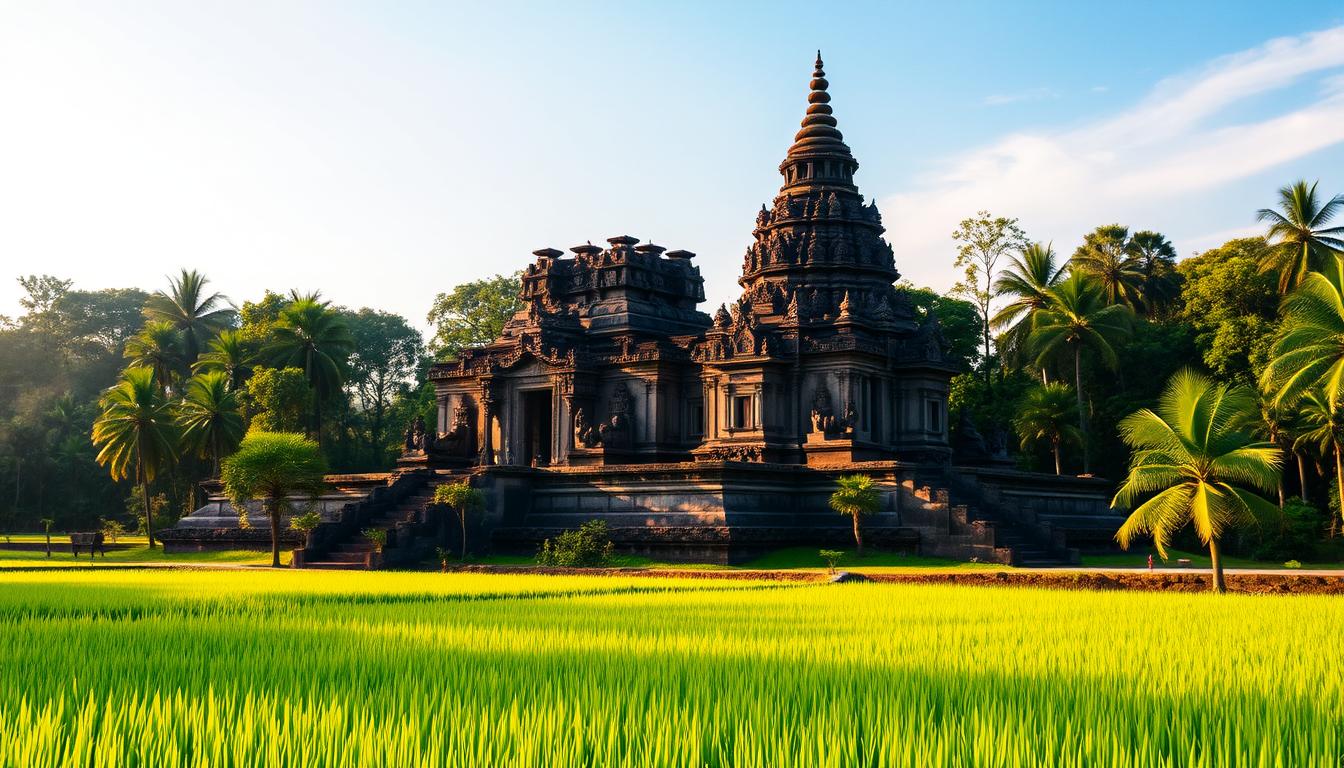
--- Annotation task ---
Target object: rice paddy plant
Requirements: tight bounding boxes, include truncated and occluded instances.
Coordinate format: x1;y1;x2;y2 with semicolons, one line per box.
0;570;1340;767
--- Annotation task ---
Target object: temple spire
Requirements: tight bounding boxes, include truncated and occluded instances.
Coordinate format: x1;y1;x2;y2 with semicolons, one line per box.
785;51;852;160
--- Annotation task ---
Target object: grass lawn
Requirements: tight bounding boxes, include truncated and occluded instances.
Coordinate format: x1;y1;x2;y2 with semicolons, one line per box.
0;569;1338;766
1081;545;1344;570
0;533;149;546
0;545;288;568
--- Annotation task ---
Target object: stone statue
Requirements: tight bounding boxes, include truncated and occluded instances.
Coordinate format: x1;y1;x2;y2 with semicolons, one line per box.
573;407;600;449
597;383;634;449
403;415;427;454
810;387;837;435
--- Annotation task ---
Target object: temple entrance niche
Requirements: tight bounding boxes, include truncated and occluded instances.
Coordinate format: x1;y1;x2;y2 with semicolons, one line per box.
521;389;554;466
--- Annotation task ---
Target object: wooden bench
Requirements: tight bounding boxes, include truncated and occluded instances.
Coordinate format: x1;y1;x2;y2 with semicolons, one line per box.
70;532;106;558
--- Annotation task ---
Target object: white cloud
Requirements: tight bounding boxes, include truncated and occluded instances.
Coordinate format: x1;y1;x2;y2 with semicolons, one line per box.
884;25;1344;292
982;87;1059;106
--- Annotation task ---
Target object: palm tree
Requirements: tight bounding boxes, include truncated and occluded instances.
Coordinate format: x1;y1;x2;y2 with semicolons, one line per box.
1292;389;1344;535
1126;230;1181;315
1013;383;1083;475
91;367;178;548
143;269;235;363
266;299;354;444
178;372;245;477
992;242;1065;377
1261;257;1344;522
1257;180;1344;293
221;432;327;568
1112;370;1282;593
1028;273;1134;473
193;329;255;391
828;474;881;557
1070;224;1145;309
124;321;183;393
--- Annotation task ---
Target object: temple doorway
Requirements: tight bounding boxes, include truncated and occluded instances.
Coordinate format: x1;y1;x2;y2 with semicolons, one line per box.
521;389;553;466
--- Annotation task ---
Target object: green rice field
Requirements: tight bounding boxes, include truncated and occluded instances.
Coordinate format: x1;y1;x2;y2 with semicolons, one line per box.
0;570;1340;767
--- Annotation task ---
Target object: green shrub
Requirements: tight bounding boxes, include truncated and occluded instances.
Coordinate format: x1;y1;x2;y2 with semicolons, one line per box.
536;520;614;568
1284;559;1302;569
100;519;126;544
819;549;845;573
363;528;387;553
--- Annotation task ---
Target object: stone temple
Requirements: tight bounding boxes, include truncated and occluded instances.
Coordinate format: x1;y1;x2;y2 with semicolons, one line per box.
167;54;1119;566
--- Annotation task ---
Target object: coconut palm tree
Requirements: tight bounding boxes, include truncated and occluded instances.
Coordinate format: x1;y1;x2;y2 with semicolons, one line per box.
178;371;245;477
1257;180;1344;294
192;329;255;391
144;269;235;363
1126;230;1181;315
1013;383;1083;475
1112;369;1282;593
828;474;881;557
266;299;354;444
1291;388;1344;534
91;367;179;548
221;432;327;568
1028;273;1134;473
124;321;183;394
1070;224;1145;309
992;242;1065;377
1261;257;1344;520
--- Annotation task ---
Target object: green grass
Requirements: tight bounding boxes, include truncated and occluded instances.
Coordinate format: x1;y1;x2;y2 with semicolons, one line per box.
473;547;993;572
0;533;149;546
1;570;1339;766
1081;545;1344;570
0;546;288;568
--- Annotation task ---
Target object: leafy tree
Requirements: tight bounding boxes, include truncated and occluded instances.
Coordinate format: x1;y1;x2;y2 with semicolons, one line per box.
15;275;72;326
433;481;485;561
828;474;881;556
266;298;354;443
1112;370;1281;593
1028;273;1134;473
91;367;178;548
1176;238;1278;385
123;321;183;393
992;242;1065;376
426;273;523;358
1070;224;1145;310
1127;231;1181;315
52;288;150;363
1257;180;1344;293
193;329;256;391
344;309;425;464
221;432;327;568
902;284;981;371
950;211;1029;383
143;269;235;362
178;372;244;476
243;367;311;434
1013;383;1082;475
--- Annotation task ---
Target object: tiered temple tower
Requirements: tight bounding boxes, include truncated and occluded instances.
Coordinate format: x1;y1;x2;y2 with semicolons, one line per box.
692;53;954;465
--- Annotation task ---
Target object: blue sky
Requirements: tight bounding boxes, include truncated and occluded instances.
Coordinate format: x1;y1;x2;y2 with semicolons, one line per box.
2;1;1344;326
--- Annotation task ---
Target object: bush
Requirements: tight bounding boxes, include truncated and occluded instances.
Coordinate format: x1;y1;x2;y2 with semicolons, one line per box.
536;520;615;568
1249;497;1335;561
100;519;126;543
362;528;387;553
819;549;845;574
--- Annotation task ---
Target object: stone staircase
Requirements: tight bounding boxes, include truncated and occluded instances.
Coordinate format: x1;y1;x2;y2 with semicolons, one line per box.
906;467;1077;567
304;469;469;570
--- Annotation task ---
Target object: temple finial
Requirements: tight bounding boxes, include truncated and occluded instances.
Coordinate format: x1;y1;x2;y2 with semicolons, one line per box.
785;52;850;160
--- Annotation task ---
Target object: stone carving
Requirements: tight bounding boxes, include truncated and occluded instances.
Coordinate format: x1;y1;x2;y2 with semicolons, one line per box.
438;402;475;456
705;445;763;462
572;407;600;448
402;415;427;454
810;387;838;435
597;383;634;449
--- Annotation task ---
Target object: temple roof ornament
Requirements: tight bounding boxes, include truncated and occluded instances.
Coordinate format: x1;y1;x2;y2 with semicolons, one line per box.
785;51;853;161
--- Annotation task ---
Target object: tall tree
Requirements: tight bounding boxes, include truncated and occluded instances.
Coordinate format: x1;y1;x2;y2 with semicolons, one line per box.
143;269;235;362
1070;224;1145;310
91;367;178;548
1112;370;1281;593
1291;389;1342;530
178;372;245;477
1012;382;1082;475
992;242;1065;376
192;329;256;391
1028;273;1134;473
1177;238;1278;386
266;299;354;444
221;432;327;568
1126;230;1181;315
950;211;1029;384
426;273;523;358
123;321;183;394
344;309;425;463
1262;257;1344;526
1257;180;1344;293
